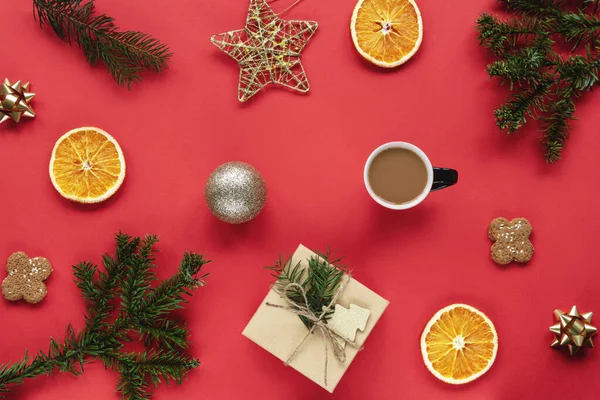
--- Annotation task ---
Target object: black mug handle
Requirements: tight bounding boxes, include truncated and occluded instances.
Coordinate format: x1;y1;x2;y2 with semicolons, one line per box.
431;168;458;191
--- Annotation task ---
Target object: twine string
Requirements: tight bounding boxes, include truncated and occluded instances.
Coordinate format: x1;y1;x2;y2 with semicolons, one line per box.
266;276;362;387
268;0;306;16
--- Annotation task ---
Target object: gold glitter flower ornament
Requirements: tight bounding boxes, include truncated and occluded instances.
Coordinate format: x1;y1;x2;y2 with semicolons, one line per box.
0;79;35;124
550;306;597;355
210;0;318;102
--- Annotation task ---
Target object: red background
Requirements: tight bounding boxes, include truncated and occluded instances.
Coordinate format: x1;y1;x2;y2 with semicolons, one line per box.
1;0;599;399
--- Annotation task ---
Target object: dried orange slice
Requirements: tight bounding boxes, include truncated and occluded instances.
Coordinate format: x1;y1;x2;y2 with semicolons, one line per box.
49;127;126;203
351;0;423;67
421;304;498;384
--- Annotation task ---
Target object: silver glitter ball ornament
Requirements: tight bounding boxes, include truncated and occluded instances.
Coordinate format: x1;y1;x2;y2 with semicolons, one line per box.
205;162;267;224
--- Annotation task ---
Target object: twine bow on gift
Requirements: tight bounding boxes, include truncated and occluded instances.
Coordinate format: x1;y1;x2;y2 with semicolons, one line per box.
265;277;362;387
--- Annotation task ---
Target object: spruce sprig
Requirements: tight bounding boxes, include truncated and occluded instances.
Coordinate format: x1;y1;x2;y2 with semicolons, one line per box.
266;251;347;330
33;0;172;88
477;0;600;162
0;233;208;400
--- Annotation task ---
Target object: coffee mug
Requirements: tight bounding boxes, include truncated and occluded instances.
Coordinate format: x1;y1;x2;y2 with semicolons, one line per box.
364;142;458;210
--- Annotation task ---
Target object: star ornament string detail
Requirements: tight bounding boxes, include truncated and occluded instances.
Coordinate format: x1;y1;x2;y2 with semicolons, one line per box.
210;0;318;102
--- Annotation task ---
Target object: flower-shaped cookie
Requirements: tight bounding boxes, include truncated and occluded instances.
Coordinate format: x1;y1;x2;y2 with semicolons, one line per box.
488;217;534;265
2;252;52;303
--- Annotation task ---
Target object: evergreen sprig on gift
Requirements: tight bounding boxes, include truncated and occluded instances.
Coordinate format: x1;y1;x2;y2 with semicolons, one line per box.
33;0;172;87
0;233;208;400
266;251;347;330
476;0;600;162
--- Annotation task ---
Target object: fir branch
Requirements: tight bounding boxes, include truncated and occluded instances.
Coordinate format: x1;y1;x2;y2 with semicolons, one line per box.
542;95;575;161
124;350;200;386
0;353;31;394
135;253;208;322
477;13;549;56
487;47;549;87
556;54;600;90
120;235;159;318
0;233;208;399
138;319;190;351
559;11;600;44
497;0;564;16
477;0;600;162
494;79;552;132
267;250;347;330
75;233;139;331
33;0;172;88
117;365;150;400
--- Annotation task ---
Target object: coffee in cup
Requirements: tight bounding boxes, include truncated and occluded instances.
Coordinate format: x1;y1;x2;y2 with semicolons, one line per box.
364;142;458;210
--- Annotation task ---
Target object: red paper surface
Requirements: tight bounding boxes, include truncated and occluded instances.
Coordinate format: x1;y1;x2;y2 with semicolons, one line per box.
1;0;599;399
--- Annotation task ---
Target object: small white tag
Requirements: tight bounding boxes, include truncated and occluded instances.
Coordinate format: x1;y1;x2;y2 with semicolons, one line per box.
326;303;371;346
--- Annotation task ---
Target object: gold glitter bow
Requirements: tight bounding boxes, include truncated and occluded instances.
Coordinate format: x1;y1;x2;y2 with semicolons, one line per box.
550;306;597;355
0;79;35;124
266;277;363;387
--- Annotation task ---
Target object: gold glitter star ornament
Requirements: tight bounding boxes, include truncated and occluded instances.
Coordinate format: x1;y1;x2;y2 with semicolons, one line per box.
0;79;35;124
550;306;597;355
210;0;318;102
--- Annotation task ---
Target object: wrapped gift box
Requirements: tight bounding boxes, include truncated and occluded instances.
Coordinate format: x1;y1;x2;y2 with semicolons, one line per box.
242;244;389;392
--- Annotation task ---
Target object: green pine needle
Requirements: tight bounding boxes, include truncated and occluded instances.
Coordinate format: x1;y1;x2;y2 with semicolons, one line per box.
477;0;600;162
33;0;172;88
266;250;347;330
0;233;208;399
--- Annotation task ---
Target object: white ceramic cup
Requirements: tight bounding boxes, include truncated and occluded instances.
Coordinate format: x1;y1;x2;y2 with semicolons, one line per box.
364;142;458;210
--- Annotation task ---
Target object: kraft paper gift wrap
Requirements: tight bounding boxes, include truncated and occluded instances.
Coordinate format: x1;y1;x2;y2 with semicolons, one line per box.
242;245;390;392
